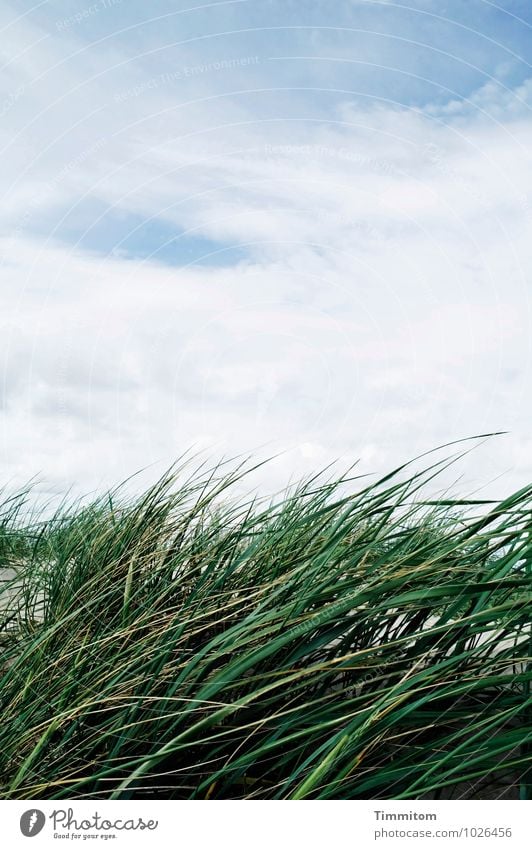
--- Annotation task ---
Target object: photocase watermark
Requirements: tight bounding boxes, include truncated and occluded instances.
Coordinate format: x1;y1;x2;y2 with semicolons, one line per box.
421;138;532;218
56;0;123;31
0;85;25;119
53;137;108;185
20;809;46;837
421;141;493;208
113;56;260;102
263;143;398;176
19;807;158;839
9;136;107;240
313;207;393;245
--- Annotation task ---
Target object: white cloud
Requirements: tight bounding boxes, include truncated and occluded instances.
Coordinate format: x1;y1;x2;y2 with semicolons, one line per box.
1;1;532;503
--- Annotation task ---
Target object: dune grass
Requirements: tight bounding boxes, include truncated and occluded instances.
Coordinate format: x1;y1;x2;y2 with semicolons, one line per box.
0;447;531;800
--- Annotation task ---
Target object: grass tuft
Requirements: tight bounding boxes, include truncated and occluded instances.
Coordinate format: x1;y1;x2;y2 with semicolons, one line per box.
0;450;531;799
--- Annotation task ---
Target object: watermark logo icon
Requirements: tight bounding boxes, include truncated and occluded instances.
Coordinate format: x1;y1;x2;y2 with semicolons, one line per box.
20;810;46;837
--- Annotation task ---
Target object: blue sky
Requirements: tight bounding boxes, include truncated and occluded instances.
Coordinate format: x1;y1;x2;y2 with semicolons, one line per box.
1;0;532;499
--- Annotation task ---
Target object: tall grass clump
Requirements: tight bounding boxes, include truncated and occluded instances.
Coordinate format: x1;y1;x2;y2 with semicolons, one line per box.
0;446;531;800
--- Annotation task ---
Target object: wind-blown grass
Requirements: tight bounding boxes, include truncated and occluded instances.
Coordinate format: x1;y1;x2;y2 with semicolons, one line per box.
0;447;531;800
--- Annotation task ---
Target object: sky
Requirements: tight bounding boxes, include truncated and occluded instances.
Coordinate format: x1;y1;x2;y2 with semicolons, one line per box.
1;0;532;503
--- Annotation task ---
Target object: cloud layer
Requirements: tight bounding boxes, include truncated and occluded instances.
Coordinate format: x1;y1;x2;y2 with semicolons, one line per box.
1;1;532;501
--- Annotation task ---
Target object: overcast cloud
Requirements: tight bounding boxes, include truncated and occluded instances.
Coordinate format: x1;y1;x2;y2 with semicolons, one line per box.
1;0;532;502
